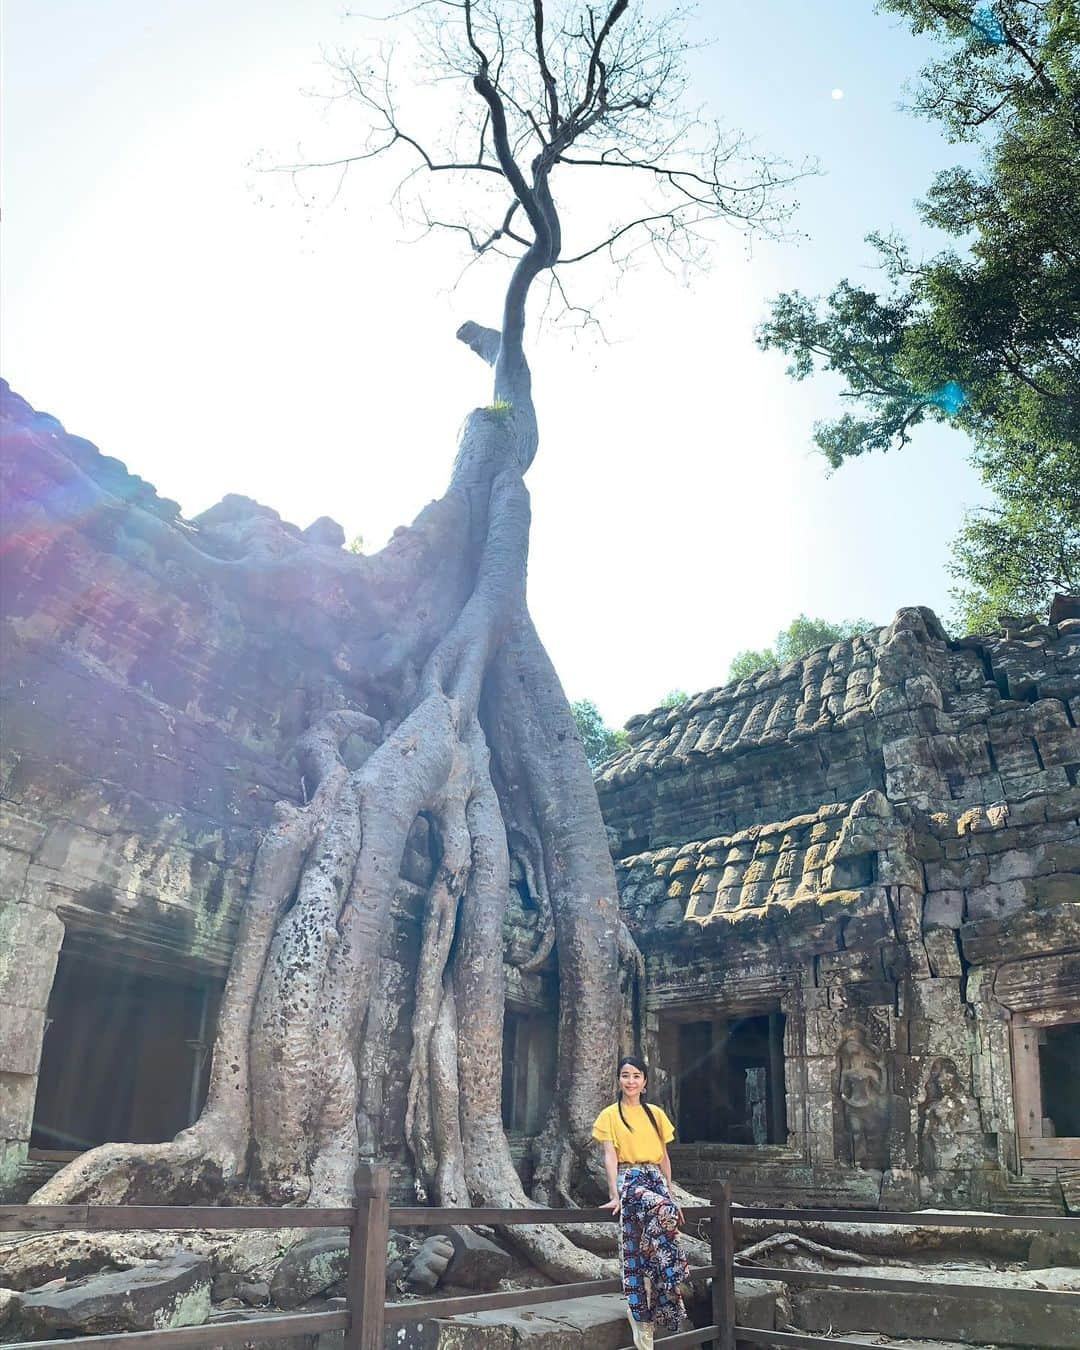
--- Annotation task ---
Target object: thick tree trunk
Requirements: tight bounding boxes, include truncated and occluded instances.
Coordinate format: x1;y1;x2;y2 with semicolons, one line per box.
33;313;625;1281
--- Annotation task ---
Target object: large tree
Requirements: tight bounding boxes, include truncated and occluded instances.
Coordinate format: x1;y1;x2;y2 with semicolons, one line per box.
758;0;1079;632
36;0;794;1278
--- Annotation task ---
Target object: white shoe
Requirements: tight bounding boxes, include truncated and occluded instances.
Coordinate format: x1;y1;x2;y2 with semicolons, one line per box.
626;1309;654;1349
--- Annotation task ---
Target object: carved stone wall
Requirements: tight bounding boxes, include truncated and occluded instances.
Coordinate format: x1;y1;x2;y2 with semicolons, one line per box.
1;383;562;1202
599;608;1080;1211
0;383;455;1199
2;380;1076;1215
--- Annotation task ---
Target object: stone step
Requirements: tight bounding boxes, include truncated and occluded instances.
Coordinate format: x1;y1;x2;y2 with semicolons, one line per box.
366;1279;781;1348
787;1265;1080;1350
10;1159;61;1202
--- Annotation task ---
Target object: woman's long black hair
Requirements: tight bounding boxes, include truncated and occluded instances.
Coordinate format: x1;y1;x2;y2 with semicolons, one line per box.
616;1055;664;1139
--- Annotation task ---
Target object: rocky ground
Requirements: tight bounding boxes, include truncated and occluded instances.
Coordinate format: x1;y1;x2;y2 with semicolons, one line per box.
1;1216;1077;1347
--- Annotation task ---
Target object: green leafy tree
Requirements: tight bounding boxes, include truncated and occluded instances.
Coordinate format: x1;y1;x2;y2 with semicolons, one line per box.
727;614;877;683
660;688;689;708
758;0;1080;631
570;698;628;768
952;439;1079;629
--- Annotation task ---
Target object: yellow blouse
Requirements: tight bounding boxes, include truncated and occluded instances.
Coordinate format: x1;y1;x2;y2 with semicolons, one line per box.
592;1101;675;1165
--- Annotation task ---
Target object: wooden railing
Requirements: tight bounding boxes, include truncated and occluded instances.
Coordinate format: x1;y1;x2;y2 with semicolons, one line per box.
2;1168;1079;1349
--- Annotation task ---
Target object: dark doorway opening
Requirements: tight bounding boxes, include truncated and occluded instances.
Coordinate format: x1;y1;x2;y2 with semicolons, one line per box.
1039;1022;1080;1137
675;1011;786;1145
501;1009;556;1136
31;943;218;1152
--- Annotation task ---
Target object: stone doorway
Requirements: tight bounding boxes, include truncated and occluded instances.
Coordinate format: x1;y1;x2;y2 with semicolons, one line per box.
1012;1013;1080;1170
1041;1023;1080;1136
30;939;218;1154
670;1010;787;1145
500;1008;556;1137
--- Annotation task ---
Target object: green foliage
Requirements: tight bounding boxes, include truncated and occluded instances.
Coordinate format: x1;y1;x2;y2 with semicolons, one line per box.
950;438;1079;631
727;614;877;683
570;698;629;768
660;689;689;708
728;647;777;683
485;397;514;419
348;534;365;555
758;0;1080;626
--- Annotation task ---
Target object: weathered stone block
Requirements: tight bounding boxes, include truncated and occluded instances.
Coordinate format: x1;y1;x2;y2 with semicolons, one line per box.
0;1286;23;1333
924;928;962;977
0;901;63;1009
805;1093;835;1140
828;982;895;1009
1045;786;1080;821
803;1058;834;1096
0;846;31;896
439;1227;517;1290
923;888;964;929
885;763;942;800
270;1234;351;1309
926;855;988;890
1037;723;1080;765
1034;873;1079;906
0;1071;37;1138
790;1272;1079;1349
0;1004;46;1075
0;809;47;856
987;846;1049;883
816;951;878;984
965;879;1034;920
17;1253;211;1338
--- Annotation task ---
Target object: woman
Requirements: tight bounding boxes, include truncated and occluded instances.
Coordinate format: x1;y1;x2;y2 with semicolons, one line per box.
593;1056;689;1348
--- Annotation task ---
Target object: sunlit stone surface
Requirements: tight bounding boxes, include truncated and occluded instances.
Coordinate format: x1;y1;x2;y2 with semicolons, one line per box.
2;378;1078;1220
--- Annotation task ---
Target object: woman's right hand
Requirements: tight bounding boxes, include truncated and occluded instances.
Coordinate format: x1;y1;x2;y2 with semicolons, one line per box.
600;1196;620;1214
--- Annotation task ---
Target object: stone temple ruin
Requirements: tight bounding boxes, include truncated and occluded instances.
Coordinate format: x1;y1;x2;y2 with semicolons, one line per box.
2;379;1079;1215
1;380;1079;1340
599;604;1080;1216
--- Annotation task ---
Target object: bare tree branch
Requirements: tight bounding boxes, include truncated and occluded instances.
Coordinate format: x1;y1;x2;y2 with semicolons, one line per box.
276;1;811;357
533;0;560;133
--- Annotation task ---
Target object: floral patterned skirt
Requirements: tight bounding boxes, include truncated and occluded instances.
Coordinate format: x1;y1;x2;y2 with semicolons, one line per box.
617;1163;689;1331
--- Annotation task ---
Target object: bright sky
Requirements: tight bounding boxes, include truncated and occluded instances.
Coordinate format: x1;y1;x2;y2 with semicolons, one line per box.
3;1;990;727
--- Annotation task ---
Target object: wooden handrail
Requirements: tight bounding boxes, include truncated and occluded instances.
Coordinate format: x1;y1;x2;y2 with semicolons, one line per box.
725;1205;1080;1233
735;1262;1080;1305
4;1311;349;1349
3;1177;1078;1350
383;1264;717;1323
389;1204;615;1225
4;1199;1077;1235
0;1204;353;1232
710;1183;735;1350
346;1163;389;1349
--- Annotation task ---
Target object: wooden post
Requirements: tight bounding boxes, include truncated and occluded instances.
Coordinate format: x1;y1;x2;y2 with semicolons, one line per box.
345;1162;390;1350
710;1181;736;1350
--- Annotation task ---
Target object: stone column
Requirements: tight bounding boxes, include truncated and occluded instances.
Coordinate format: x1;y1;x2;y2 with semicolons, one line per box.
0;899;64;1196
967;968;1020;1178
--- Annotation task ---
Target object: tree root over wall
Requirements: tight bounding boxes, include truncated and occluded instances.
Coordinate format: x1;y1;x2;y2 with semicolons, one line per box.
33;323;624;1283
